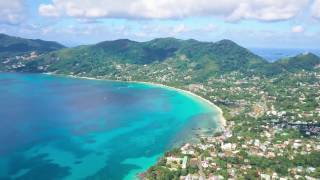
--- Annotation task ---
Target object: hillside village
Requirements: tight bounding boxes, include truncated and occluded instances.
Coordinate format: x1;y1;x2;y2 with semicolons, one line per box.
1;34;320;180
6;50;320;180
143;69;320;179
25;50;318;179
1;51;40;70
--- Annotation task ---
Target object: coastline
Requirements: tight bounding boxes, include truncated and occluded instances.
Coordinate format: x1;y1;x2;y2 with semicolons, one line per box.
45;73;227;130
138;81;227;129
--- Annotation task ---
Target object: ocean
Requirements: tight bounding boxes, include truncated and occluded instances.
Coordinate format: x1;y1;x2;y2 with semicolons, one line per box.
0;73;220;180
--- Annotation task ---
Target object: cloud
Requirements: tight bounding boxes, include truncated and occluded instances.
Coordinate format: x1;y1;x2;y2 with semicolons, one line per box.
312;0;320;19
199;24;217;32
291;25;304;33
134;23;218;39
39;0;309;22
0;0;25;24
227;1;309;22
173;24;190;34
39;4;60;17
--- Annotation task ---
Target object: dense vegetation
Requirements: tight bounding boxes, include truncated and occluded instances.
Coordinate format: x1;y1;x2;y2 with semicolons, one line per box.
0;33;65;61
17;37;269;75
0;33;319;79
1;34;320;179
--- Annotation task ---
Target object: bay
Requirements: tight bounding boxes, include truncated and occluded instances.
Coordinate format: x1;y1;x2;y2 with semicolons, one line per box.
0;73;220;180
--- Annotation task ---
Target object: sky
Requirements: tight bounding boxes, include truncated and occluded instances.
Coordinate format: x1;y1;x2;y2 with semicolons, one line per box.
0;0;320;48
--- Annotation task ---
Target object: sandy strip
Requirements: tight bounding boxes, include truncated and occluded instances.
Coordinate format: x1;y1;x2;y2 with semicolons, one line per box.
136;81;227;129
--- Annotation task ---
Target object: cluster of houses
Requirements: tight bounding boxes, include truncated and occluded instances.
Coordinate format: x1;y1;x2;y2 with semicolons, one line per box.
62;62;320;180
2;52;39;70
159;118;320;180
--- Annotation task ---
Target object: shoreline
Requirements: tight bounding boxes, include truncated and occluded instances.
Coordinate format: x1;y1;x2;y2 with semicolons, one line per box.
138;81;227;129
44;73;226;130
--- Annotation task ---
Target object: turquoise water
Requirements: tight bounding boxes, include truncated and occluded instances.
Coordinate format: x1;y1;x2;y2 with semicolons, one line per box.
0;73;220;180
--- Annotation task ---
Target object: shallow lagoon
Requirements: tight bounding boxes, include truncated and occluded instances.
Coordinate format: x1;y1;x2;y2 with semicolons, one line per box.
0;73;220;180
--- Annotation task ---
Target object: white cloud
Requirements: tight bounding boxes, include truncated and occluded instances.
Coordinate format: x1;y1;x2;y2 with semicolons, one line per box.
291;25;304;33
39;0;309;22
227;1;308;22
312;0;320;19
39;4;60;17
135;23;218;39
173;24;190;34
0;0;25;24
200;24;217;32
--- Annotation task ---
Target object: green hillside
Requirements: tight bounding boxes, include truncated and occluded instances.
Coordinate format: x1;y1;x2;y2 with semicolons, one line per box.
2;35;320;180
2;34;319;80
0;33;65;56
276;52;320;72
19;38;268;77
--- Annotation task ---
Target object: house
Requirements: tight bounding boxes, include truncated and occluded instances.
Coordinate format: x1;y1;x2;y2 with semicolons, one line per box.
184;174;199;180
208;175;223;180
166;156;181;162
201;161;209;168
221;143;236;151
260;174;271;180
293;142;302;149
182;156;188;169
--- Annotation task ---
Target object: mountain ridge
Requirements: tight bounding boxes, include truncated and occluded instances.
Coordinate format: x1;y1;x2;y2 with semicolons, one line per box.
25;36;268;75
0;33;65;58
0;33;319;78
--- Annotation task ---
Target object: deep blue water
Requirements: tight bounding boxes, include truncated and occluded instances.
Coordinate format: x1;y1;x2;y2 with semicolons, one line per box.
250;48;320;62
0;73;219;180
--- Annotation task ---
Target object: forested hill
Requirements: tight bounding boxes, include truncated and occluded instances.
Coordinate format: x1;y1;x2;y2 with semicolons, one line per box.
16;37;269;76
1;34;319;80
275;52;320;72
0;33;65;59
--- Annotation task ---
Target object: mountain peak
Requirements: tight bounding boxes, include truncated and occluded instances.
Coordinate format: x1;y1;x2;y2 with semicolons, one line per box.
297;52;319;59
101;39;137;44
152;37;180;41
215;39;238;46
114;39;135;43
274;51;320;72
0;34;64;57
0;33;20;41
95;39;137;49
0;33;8;37
148;37;182;44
